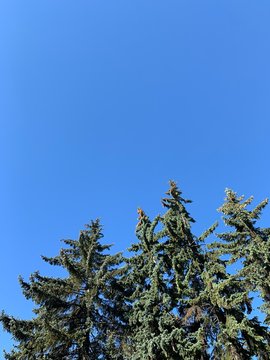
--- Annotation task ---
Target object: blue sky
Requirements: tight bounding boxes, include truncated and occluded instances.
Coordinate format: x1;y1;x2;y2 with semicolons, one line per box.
1;0;270;353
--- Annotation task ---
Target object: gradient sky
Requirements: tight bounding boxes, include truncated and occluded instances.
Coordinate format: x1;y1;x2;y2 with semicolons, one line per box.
1;0;270;353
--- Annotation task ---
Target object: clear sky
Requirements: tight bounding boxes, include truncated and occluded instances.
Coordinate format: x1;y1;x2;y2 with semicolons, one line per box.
1;0;270;353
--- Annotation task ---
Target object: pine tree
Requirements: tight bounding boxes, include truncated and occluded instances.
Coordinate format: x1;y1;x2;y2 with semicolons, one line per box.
1;220;128;359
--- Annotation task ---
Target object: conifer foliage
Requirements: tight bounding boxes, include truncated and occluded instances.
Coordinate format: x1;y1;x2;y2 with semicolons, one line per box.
126;183;208;359
1;182;270;359
1;220;127;359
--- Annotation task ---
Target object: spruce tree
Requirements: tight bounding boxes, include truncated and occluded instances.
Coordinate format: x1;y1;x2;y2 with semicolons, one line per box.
214;189;270;325
1;220;128;360
200;249;270;359
205;189;270;359
126;181;209;359
126;183;270;359
2;183;270;360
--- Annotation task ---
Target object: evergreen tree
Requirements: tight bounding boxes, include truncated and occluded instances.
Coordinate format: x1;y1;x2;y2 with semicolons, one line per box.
205;189;270;359
200;249;270;359
2;183;270;360
1;220;128;360
126;183;270;359
126;181;209;359
214;189;270;325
